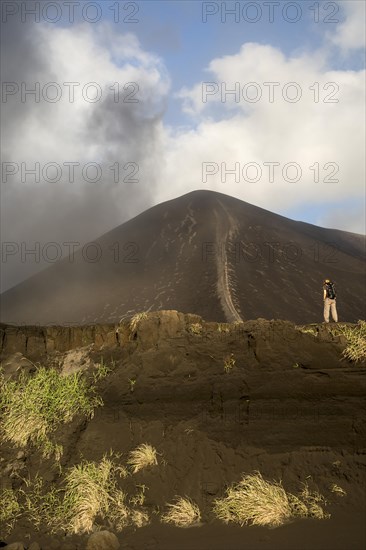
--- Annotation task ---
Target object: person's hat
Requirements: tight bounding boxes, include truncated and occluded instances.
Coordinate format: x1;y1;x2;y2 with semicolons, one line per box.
324;278;330;283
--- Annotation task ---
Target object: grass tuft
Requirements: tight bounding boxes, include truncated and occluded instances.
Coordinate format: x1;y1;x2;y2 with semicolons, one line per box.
129;312;148;334
330;483;347;497
161;496;201;527
297;483;329;519
93;357;115;382
296;325;318;336
130;509;150;527
0;366;103;460
127;443;158;473
20;474;65;532
129;484;147;506
20;454;133;535
213;472;329;527
188;323;202;335
63;455;116;534
297;321;366;363
331;321;366;362
223;353;235;373
0;487;22;535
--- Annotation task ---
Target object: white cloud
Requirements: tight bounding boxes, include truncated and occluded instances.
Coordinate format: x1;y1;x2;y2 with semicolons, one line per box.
328;0;366;51
158;42;365;226
2;22;170;164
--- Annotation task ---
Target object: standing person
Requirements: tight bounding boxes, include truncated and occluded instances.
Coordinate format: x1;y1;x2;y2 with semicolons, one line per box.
323;279;338;323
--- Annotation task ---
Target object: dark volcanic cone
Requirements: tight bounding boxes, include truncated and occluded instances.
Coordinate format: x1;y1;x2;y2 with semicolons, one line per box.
1;190;365;325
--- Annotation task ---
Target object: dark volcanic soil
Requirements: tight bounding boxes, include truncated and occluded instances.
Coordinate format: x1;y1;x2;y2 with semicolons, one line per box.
1;311;366;550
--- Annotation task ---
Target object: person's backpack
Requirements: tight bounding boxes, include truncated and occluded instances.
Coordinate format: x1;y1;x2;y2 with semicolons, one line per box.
325;282;336;299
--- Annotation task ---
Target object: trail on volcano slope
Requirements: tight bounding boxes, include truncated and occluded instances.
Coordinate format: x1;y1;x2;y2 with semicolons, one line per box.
214;200;243;322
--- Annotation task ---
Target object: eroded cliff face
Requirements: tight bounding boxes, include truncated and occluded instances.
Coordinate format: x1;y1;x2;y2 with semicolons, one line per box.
0;309;348;367
0;311;202;359
0;322;118;358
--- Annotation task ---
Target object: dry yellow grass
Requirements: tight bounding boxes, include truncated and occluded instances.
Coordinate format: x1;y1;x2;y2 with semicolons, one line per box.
223;353;236;373
335;321;366;362
129;312;148;333
213;472;329;527
130;509;150;527
188;323;202;335
330;483;347;497
21;456;132;534
298;321;366;362
63;455;115;533
161;496;201;527
127;443;158;473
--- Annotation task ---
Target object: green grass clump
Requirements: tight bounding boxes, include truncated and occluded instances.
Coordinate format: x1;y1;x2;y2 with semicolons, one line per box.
213;471;329;527
0;487;22;535
21;474;65;532
0;366;103;460
297;321;366;363
332;321;366;362
93;357;116;382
